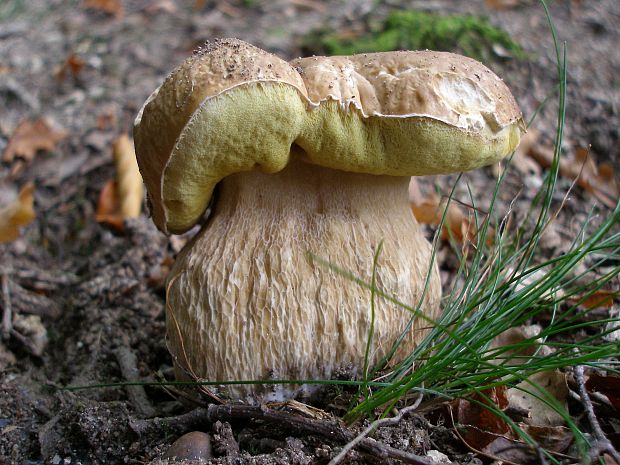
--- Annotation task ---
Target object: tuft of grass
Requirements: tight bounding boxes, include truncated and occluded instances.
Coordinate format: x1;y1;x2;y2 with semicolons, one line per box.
314;2;619;462
307;9;525;61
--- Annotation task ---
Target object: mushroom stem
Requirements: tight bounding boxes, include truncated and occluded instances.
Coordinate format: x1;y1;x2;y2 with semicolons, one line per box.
166;157;441;402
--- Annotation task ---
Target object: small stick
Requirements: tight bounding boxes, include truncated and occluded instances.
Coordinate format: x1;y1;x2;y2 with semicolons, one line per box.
130;404;435;465
208;404;435;465
1;272;12;338
574;365;620;464
130;407;209;437
114;346;156;418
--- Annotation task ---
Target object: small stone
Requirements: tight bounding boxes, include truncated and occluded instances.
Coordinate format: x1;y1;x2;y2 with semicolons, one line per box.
426;449;452;464
165;431;213;461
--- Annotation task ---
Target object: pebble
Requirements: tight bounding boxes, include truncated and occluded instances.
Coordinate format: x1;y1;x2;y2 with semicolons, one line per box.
164;431;213;461
426;449;452;464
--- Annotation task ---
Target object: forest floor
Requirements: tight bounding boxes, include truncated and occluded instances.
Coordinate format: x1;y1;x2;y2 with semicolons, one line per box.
0;1;619;464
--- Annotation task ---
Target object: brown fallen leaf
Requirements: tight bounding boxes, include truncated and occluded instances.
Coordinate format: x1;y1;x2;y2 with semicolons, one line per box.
54;52;86;81
54;52;85;81
481;434;539;464
84;0;123;18
456;387;510;450
2;119;66;163
521;424;574;453
570;289;616;311
509;128;542;176
507;370;569;426
96;180;123;231
409;179;494;246
95;134;143;230
574;148;620;207
485;0;522;10
193;0;208;11
113;134;143;218
0;183;35;243
457;422;573;464
585;373;620;410
528;144;619;208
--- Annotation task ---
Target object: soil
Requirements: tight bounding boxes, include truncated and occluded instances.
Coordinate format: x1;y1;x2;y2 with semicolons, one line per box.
0;1;618;464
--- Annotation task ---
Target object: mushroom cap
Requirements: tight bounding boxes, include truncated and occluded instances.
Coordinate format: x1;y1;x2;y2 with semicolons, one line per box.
134;38;524;234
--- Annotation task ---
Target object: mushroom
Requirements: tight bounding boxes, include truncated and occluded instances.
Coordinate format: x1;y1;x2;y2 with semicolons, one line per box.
134;38;524;402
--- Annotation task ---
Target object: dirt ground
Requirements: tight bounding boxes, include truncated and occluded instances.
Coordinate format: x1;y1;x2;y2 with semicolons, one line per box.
0;1;619;464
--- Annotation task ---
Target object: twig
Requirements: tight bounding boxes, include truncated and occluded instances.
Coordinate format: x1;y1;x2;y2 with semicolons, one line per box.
205;404;435;464
114;346;156;418
130;406;209;437
328;396;423;465
130;404;436;465
1;272;12;338
574;365;620;464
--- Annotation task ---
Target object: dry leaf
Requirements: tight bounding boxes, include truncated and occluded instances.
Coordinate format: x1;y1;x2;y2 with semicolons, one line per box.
456;387;510;450
113;134;143;218
521;424;573;452
95;134;143;230
54;52;85;81
571;289;616;310
585;373;620;410
574;148;620;207
193;0;208;11
485;0;522;10
409;179;493;245
95;180;124;231
481;435;539;464
84;0;123;18
2;119;66;163
473;424;572;463
0;183;35;243
507;370;568;426
528;144;620;208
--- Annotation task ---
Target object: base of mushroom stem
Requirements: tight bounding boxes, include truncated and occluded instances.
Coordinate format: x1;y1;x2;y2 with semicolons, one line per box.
173;361;362;405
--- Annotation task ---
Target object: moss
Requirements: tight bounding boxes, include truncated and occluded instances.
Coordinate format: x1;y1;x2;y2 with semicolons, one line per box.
309;10;525;62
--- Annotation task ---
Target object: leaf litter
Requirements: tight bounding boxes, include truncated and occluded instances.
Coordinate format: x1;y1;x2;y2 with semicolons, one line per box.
0;1;619;464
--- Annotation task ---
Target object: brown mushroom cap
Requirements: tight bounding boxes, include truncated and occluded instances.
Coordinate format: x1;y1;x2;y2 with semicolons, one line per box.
134;38;524;234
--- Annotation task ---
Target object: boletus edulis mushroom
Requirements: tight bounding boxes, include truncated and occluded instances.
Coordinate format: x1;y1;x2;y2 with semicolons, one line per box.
134;38;524;402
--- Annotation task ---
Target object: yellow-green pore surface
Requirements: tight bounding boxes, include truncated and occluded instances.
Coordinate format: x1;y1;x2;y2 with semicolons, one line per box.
134;39;523;234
